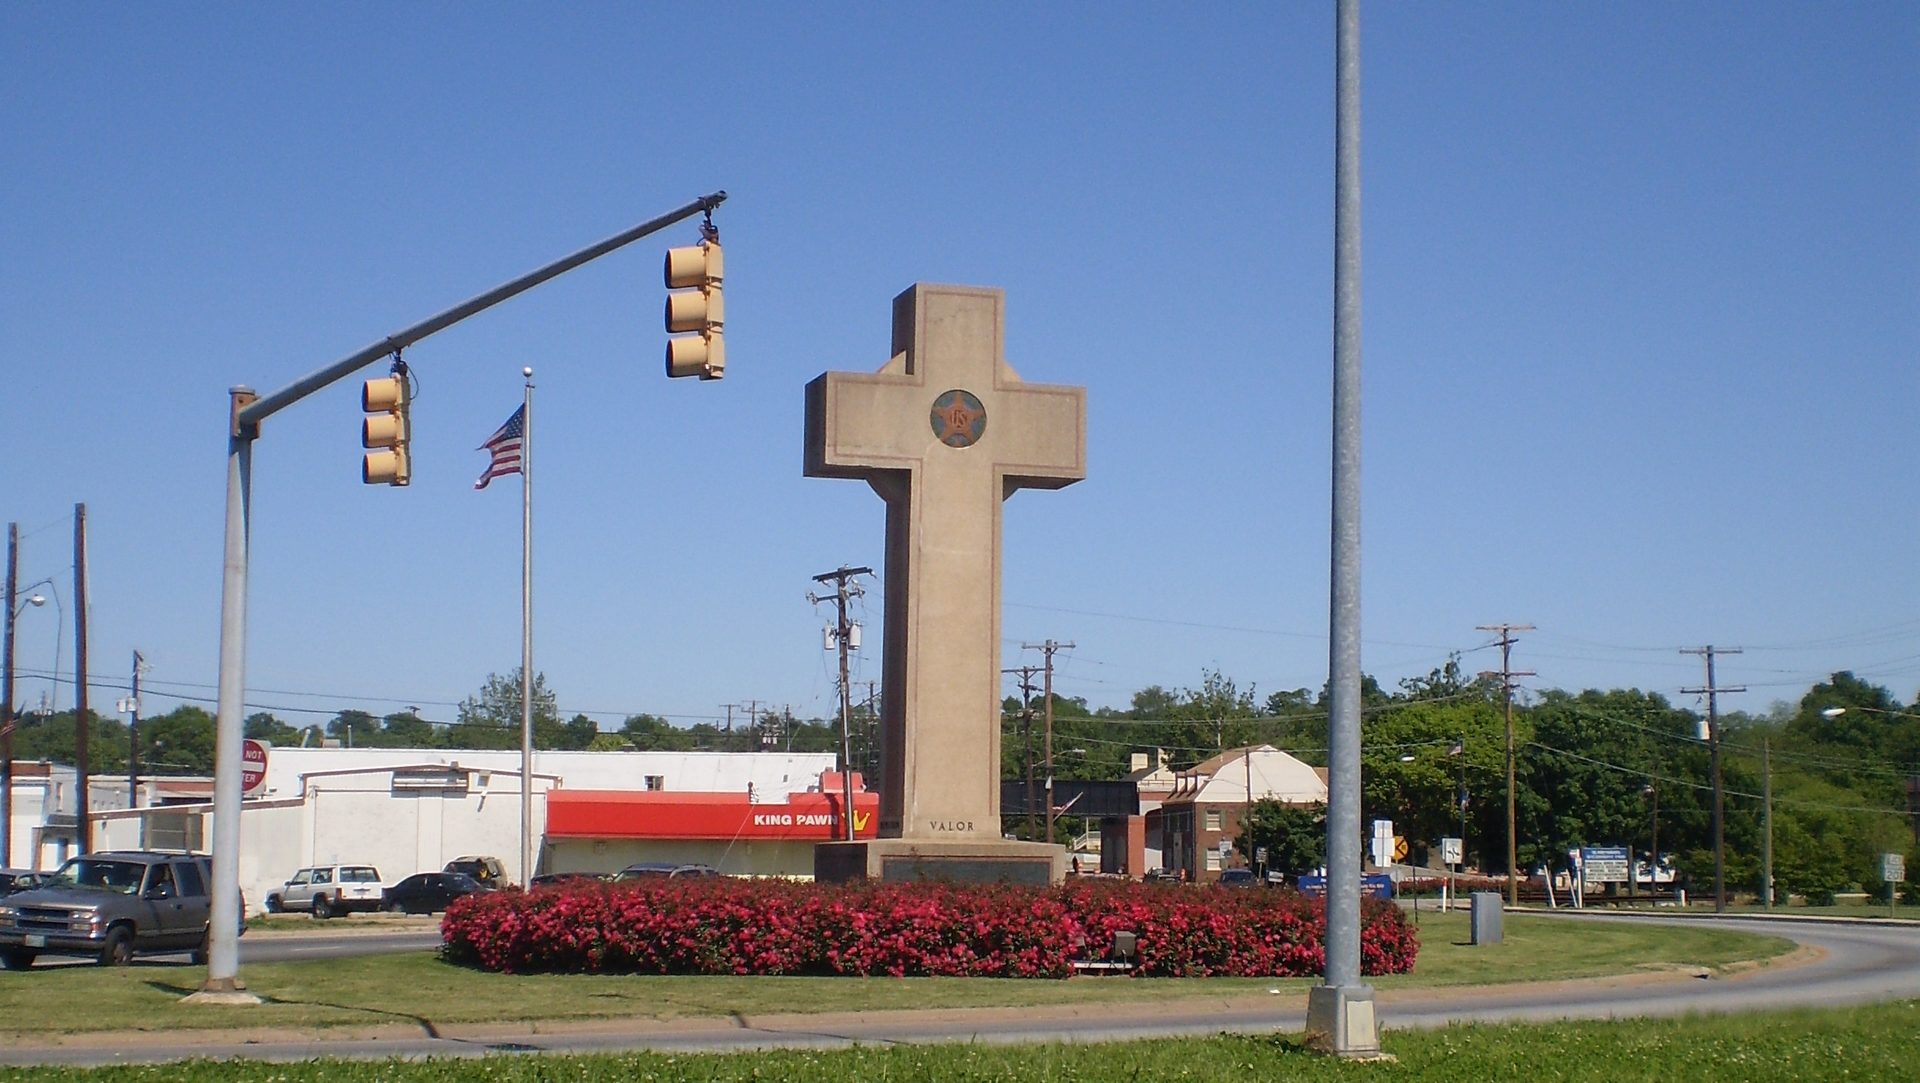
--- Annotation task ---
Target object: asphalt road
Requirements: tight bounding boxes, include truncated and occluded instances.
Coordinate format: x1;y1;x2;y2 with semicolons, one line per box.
10;926;443;968
4;913;1916;1067
240;928;443;963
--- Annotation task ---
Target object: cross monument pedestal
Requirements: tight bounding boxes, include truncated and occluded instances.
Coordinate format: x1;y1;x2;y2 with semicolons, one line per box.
805;284;1086;885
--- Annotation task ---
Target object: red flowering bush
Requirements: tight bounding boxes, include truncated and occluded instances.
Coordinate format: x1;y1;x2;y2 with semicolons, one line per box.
441;878;1418;979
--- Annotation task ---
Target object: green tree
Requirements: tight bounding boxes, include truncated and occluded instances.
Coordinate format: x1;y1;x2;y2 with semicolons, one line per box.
138;706;216;774
1358;698;1501;868
10;709;132;774
327;709;378;747
451;669;557;750
1518;689;1705;880
556;713;600;750
1237;800;1326;879
243;712;300;744
380;710;436;747
620;713;692;751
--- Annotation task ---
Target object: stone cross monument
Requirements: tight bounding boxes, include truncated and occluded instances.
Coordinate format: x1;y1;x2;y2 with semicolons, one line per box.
805;283;1086;883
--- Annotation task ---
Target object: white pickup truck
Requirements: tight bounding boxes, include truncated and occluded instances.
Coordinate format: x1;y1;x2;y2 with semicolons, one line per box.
266;865;385;918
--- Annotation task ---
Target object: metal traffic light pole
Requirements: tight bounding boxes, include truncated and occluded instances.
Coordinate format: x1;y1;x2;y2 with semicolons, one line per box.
195;191;727;1001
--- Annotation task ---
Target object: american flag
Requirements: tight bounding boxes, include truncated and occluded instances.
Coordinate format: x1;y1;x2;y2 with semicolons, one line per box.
474;405;526;490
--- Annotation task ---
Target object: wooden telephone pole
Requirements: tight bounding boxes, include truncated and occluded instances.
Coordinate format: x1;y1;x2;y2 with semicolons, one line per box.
1682;645;1743;914
1004;665;1041;839
1477;623;1534;905
1022;640;1074;844
810;566;870;841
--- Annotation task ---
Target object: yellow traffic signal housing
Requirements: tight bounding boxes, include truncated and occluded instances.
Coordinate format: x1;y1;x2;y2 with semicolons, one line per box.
664;240;724;379
361;373;411;486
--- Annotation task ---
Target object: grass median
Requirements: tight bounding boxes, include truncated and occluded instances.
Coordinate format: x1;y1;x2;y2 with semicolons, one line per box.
0;912;1794;1040
3;1000;1915;1082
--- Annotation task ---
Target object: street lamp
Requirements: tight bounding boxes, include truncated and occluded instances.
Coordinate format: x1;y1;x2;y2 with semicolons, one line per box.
3;580;57;869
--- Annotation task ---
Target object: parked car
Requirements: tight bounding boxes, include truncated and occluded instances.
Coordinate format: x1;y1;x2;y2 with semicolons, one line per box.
265;864;385;918
528;872;609;889
0;869;48;896
613;862;720;881
442;856;507;888
1218;868;1260;888
1143;868;1183;883
384;872;488;914
0;850;241;968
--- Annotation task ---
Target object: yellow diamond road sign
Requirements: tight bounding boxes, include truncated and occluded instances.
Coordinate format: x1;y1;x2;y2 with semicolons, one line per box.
1392;836;1408;862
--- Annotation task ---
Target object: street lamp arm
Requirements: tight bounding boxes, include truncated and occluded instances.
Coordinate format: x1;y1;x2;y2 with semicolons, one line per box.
9;577;58;621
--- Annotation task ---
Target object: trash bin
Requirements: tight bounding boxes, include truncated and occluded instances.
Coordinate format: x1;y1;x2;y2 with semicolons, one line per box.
1470;891;1504;945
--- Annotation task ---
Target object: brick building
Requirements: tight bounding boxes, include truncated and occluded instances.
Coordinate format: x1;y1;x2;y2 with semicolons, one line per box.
1152;745;1327;883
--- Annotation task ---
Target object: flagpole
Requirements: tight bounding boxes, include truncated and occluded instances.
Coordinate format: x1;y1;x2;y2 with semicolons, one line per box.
519;367;535;887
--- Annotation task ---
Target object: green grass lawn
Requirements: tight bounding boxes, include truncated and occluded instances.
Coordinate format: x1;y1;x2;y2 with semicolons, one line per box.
3;1001;1916;1082
0;913;1795;1040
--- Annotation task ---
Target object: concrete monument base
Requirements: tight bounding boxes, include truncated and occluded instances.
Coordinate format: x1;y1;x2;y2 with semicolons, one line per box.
815;838;1066;886
1304;983;1386;1058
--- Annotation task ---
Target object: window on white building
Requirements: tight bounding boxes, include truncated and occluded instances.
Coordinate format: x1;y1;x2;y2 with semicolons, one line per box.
1205;809;1221;831
644;775;665;791
1206;850;1222;871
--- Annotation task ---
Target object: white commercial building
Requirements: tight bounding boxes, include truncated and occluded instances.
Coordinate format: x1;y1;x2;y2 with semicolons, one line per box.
5;747;863;914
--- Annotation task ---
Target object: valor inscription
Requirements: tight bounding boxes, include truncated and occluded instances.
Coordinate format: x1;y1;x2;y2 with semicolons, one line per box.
928;820;976;833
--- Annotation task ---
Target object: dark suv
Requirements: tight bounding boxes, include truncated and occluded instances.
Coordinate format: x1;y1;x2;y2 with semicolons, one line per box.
0;851;239;968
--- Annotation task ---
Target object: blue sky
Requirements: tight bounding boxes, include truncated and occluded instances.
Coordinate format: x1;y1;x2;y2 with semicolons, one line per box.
3;3;1914;734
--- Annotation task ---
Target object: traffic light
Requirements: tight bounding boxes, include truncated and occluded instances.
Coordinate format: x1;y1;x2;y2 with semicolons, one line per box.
664;238;723;379
361;363;411;486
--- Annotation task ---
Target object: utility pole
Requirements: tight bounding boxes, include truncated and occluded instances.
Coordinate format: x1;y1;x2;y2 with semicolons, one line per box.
1004;665;1041;839
2;523;16;868
1477;623;1535;906
73;503;91;855
742;700;763;749
863;681;879;776
1022;640;1073;845
1762;738;1773;909
127;651;145;804
1682;645;1743;914
810;565;870;841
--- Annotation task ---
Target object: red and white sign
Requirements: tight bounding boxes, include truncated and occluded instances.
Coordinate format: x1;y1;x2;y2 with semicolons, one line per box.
241;738;269;795
546;784;878;841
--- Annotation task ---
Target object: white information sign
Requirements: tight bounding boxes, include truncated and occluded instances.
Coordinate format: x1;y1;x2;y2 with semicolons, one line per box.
1580;846;1631;883
1441;837;1463;866
1882;852;1907;883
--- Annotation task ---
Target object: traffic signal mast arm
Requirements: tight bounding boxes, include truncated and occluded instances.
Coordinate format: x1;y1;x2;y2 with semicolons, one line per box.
233;190;727;435
203;189;725;999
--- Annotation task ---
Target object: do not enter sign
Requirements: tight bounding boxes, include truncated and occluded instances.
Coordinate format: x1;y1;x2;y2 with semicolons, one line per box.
241;738;269;795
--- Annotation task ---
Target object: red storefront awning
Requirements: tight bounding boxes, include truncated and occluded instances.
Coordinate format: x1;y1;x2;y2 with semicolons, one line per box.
546;786;879;840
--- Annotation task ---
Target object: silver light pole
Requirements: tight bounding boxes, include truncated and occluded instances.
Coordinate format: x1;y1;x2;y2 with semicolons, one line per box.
1305;0;1381;1058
